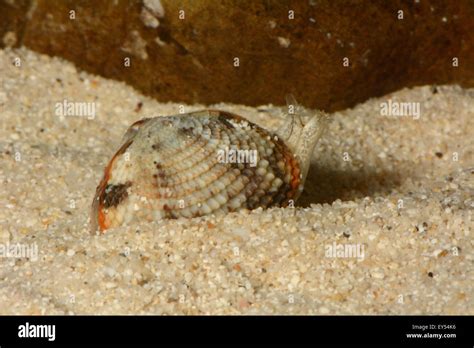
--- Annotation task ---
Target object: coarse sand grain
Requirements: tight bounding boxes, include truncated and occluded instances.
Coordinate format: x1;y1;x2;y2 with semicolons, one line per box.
0;48;472;314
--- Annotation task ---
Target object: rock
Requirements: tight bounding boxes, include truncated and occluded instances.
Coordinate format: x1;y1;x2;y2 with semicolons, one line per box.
0;0;472;111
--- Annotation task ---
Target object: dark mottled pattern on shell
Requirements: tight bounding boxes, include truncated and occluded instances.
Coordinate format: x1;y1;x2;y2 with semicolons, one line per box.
102;181;132;208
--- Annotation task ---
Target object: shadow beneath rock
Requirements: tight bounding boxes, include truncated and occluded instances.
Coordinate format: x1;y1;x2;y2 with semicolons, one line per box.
297;163;404;207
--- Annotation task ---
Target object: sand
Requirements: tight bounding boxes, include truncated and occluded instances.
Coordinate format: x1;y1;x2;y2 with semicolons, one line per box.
0;47;472;314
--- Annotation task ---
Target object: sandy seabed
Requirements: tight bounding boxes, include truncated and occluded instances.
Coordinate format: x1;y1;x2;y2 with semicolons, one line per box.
0;48;472;314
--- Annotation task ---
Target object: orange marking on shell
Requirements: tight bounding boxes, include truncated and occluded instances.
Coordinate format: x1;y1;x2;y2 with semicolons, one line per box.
94;139;133;233
289;156;301;191
268;132;301;200
129;118;149;128
283;151;301;199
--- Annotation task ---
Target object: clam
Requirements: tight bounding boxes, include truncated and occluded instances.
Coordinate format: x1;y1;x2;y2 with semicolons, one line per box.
91;103;328;233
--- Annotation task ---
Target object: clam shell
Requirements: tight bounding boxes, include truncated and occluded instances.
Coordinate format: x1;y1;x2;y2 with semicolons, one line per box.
91;110;302;232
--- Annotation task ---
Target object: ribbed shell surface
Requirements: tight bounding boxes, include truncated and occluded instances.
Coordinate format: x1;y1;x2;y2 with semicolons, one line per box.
91;110;302;232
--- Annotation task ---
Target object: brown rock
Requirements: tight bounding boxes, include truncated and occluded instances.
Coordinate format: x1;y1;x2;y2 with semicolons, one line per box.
1;0;473;111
